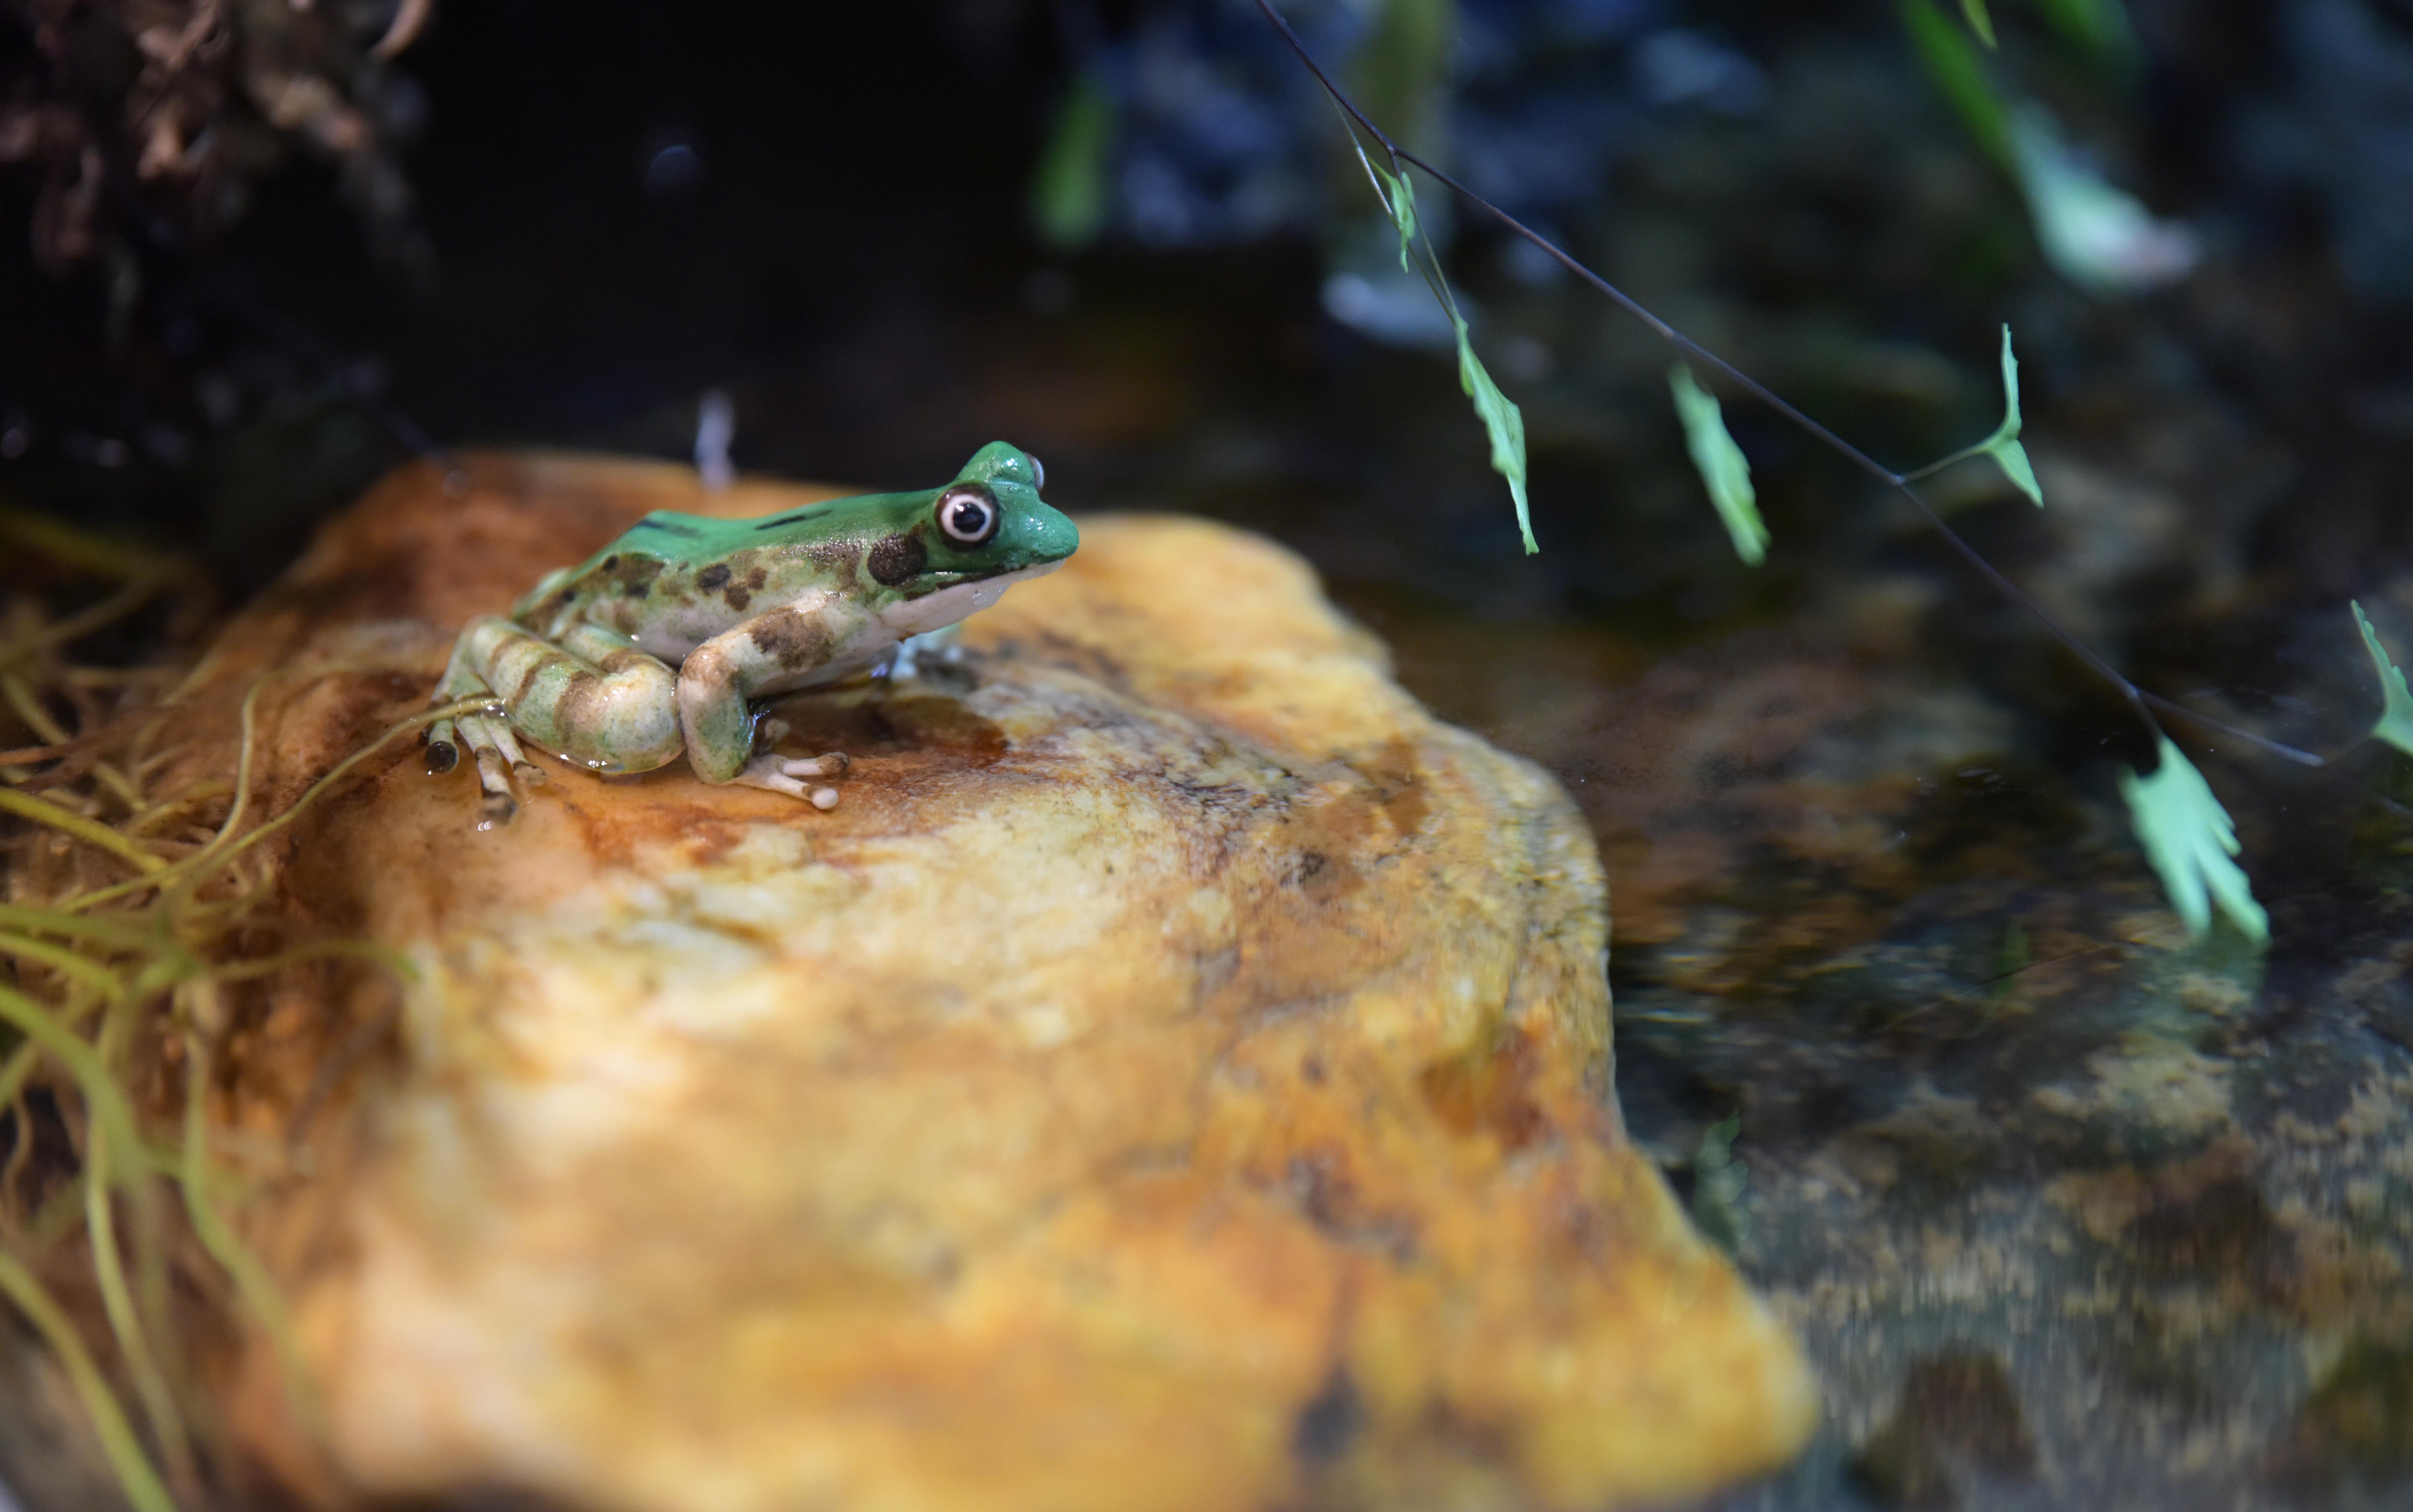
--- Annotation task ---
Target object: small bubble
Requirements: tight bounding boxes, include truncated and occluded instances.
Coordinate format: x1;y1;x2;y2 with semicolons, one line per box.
0;427;26;459
94;438;130;468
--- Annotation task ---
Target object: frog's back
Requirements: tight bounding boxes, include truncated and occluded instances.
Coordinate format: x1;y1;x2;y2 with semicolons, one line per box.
603;509;764;567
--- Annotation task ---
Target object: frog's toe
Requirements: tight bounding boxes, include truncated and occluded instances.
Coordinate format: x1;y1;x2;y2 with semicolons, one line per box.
732;752;845;803
783;751;849;780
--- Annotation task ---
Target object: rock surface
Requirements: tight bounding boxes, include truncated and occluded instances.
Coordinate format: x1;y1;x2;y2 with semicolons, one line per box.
191;454;1815;1512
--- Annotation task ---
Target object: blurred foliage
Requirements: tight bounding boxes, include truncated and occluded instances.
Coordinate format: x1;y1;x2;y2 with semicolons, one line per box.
0;0;431;273
2117;738;2268;943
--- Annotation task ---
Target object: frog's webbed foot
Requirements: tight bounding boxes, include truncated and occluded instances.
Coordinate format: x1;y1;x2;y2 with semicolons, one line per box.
732;750;849;810
456;711;548;827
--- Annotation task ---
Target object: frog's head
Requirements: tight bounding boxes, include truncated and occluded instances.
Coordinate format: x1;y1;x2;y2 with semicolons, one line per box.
860;442;1077;638
908;441;1079;586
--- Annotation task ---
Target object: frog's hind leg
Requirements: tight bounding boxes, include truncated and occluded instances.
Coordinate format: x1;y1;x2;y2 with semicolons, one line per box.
426;623;546;823
430;616;683;824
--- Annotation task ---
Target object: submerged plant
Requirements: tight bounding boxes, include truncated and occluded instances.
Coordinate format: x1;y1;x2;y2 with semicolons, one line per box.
0;512;493;1508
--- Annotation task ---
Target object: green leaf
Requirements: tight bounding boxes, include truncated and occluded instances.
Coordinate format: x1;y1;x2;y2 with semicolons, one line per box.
1346;147;1532;552
1899;0;2012;168
1983;324;2044;507
1669;365;1768;565
2118;737;2269;945
1689;1111;1749;1256
1958;0;1999;47
1455;314;1535;554
1365;157;1423;278
2351;601;2413;757
1030;67;1116;250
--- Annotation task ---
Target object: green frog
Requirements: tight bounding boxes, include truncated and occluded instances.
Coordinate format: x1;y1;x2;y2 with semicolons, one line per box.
426;441;1077;822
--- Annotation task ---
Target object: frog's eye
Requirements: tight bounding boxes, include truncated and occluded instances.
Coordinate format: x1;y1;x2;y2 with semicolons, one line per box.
936;483;1001;546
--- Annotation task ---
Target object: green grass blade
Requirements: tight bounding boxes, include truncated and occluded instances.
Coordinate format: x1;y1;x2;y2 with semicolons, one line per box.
0;1248;174;1512
83;1135;195;1497
179;1015;327;1450
1958;0;1998;47
1669;366;1769;565
2352;601;2413;756
1899;0;2012;168
0;788;167;875
2117;737;2268;944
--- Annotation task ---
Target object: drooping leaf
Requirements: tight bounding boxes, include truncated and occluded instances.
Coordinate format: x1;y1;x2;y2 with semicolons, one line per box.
1365;156;1422;277
1669;365;1769;565
1352;148;1533;553
1456;315;1535;555
2008;105;2198;296
1958;0;1999;47
2117;737;2269;944
1030;67;1116;250
2351;601;2413;757
1984;324;2044;507
1899;0;2012;167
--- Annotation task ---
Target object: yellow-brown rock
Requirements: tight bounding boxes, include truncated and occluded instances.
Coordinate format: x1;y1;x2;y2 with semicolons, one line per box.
194;454;1816;1512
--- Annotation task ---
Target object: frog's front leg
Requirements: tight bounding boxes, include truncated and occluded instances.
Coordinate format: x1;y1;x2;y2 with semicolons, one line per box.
678;601;862;806
430;615;685;819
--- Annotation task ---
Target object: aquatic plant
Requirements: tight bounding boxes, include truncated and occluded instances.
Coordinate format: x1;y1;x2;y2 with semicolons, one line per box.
0;510;492;1508
1250;0;2413;946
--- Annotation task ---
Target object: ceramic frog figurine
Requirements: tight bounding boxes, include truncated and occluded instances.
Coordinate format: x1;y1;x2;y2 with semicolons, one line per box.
426;441;1077;822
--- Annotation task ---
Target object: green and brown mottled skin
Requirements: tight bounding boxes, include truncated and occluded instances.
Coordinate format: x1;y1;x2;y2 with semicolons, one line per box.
425;442;1077;820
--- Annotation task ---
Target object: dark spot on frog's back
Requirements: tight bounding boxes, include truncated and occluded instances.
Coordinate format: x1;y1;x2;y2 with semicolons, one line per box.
609;555;663;599
749;607;833;668
696;563;731;591
868;533;926;587
808;538;862;577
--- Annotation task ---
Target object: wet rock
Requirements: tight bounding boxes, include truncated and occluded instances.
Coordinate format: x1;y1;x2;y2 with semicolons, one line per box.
1849;1352;2038;1511
182;455;1817;1512
2263;1338;2413;1497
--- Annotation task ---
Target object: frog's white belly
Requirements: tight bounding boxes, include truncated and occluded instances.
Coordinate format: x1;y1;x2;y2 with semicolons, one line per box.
881;558;1063;639
732;558;1063;697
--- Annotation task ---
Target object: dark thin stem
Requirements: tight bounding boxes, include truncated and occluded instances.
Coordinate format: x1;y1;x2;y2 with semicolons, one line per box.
1251;0;2340;772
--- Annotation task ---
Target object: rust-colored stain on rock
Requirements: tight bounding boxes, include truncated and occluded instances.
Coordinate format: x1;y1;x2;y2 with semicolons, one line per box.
191;454;1816;1512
